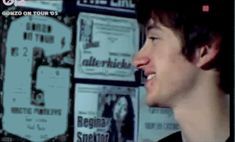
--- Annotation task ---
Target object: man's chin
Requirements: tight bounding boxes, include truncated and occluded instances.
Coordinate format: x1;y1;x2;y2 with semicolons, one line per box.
146;98;169;108
146;99;158;107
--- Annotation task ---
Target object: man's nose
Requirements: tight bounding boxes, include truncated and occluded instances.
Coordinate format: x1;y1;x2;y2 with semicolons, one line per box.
132;47;150;69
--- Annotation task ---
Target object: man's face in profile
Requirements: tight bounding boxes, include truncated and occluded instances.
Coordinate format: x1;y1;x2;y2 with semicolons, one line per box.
133;18;199;107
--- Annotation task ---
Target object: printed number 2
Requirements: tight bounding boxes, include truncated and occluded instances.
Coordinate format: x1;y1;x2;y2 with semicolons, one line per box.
23;47;28;57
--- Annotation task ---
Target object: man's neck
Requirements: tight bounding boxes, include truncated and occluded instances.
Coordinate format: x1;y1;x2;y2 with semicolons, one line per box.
172;76;230;142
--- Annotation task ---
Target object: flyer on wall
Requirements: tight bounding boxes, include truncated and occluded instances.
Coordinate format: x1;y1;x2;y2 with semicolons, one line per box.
9;0;62;12
2;15;73;141
74;12;139;82
138;87;180;142
74;83;138;142
77;0;136;13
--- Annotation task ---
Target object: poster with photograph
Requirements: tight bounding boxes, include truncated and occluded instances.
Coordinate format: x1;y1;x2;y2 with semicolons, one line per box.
138;87;180;142
2;15;73;141
77;0;136;13
74;12;139;81
74;84;138;142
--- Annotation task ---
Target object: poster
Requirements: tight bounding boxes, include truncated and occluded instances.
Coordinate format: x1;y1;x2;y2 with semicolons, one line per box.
74;84;138;142
17;0;62;12
138;87;180;142
77;0;136;13
74;12;139;81
2;15;72;141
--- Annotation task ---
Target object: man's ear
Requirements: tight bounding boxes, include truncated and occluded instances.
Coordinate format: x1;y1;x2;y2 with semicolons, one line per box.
195;37;221;69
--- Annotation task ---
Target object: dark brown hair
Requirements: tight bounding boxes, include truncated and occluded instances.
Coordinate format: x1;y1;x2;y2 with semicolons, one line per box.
135;0;234;94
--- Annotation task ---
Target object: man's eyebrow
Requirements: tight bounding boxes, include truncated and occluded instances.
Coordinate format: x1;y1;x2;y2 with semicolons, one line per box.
145;24;162;33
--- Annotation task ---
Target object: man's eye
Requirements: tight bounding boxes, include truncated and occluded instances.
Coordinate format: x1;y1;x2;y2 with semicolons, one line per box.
148;37;159;41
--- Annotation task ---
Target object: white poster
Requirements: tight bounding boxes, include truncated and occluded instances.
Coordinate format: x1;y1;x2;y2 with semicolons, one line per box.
74;84;138;142
3;16;72;141
138;87;180;142
18;0;62;12
74;12;139;81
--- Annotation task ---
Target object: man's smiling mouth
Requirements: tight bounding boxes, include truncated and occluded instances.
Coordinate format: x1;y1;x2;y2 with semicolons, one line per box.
147;73;156;80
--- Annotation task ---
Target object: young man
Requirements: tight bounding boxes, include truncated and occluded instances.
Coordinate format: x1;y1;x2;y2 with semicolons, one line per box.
132;0;233;142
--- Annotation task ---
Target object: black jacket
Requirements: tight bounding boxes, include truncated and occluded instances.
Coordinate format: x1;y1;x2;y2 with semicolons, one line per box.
158;131;231;142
